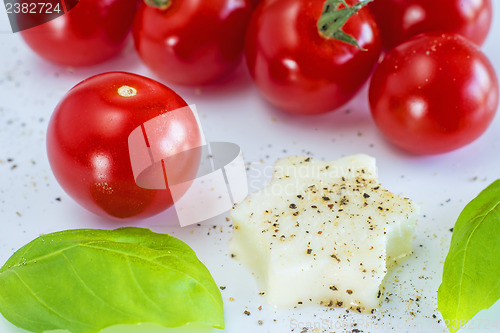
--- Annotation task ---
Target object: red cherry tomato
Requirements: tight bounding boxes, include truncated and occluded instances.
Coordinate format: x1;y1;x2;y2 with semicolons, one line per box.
133;0;252;86
19;0;138;67
369;33;499;155
245;0;381;114
369;0;492;49
47;72;201;220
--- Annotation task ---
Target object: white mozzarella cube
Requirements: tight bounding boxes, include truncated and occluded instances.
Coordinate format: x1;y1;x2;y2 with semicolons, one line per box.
230;154;417;312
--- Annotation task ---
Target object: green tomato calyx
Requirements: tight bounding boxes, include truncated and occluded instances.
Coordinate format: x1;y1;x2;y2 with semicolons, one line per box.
144;0;171;10
317;0;373;50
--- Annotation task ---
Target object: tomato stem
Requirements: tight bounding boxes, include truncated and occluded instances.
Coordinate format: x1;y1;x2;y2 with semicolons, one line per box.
317;0;373;50
144;0;171;10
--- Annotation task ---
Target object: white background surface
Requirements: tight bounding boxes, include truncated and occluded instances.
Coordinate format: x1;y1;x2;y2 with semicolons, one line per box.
0;2;499;333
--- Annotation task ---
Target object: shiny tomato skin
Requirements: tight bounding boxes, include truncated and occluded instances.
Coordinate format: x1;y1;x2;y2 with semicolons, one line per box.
245;0;381;114
369;33;499;155
133;0;252;86
47;72;201;220
19;0;138;67
369;0;492;49
250;0;263;8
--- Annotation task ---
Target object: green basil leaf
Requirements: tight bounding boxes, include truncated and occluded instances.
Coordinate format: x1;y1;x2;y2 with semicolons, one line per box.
0;227;224;333
438;180;500;333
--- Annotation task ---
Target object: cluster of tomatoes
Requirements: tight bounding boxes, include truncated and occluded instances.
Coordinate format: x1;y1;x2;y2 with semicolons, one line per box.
18;0;498;220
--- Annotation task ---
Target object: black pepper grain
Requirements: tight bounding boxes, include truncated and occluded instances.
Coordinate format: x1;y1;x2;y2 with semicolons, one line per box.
330;254;341;262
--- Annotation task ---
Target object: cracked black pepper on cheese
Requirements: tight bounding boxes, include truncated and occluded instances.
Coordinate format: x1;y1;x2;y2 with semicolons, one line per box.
229;154;418;313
